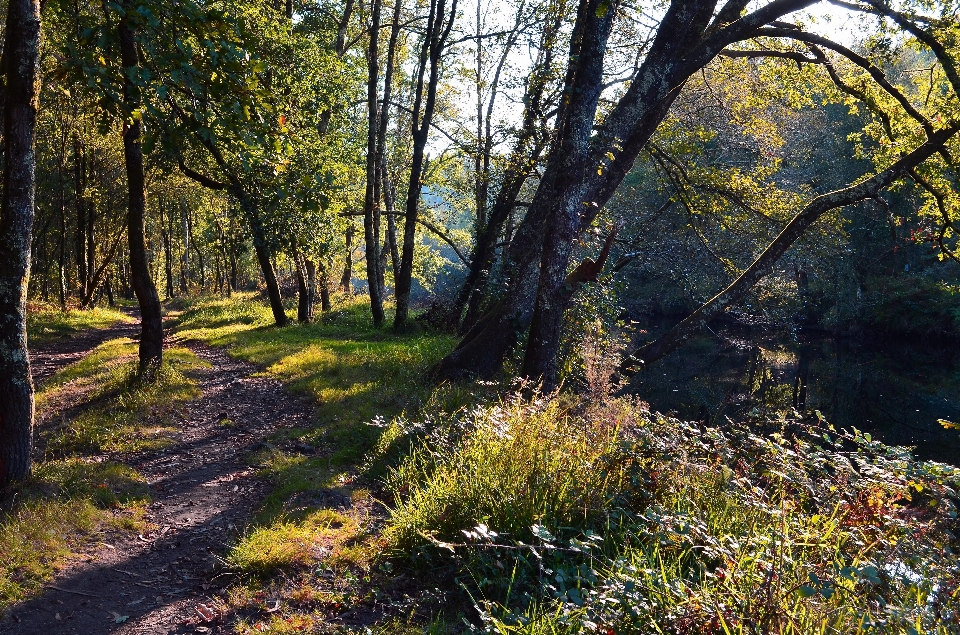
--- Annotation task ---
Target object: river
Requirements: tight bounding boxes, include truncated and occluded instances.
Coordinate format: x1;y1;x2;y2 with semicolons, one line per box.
626;321;960;465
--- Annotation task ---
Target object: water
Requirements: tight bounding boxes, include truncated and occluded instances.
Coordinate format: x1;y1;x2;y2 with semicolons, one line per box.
626;321;960;465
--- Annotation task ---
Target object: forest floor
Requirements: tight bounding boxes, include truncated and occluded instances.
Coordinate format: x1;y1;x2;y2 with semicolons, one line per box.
4;309;319;635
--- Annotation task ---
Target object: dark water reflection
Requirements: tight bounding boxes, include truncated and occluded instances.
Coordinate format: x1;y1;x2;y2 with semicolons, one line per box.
626;321;960;464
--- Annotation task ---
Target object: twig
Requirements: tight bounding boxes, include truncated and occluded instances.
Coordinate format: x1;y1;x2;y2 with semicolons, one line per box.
46;585;101;598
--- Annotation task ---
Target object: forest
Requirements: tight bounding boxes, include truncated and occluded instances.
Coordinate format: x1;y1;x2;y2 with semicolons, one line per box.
1;0;959;632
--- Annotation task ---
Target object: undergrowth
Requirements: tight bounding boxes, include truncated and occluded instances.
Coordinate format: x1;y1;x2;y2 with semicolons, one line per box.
382;393;960;634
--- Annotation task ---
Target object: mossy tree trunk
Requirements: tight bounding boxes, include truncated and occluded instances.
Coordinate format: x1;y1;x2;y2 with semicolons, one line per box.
0;0;41;488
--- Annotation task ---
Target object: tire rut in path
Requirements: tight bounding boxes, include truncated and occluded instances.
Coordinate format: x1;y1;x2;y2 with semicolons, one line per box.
6;339;316;635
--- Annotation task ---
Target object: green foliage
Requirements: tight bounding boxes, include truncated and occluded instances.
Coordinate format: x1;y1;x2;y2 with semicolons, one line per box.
385;391;960;633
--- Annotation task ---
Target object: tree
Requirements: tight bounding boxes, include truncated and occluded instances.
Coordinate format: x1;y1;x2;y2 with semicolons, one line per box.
0;0;42;487
393;0;458;330
118;0;164;374
434;0;960;386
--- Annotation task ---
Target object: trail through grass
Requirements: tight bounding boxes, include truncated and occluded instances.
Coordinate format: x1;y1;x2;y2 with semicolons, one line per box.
0;334;205;612
26;302;134;345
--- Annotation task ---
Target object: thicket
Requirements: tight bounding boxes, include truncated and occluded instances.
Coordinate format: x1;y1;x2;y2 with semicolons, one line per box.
382;390;960;633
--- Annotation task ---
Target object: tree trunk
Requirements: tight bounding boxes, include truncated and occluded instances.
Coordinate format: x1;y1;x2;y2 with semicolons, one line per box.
317;259;332;311
394;0;457;331
435;0;773;379
73;132;87;296
0;0;40;488
363;0;385;326
380;156;401;283
118;1;163;375
161;199;175;299
341;225;354;293
521;0;618;386
86;182;95;297
293;243;315;324
251;226;287;326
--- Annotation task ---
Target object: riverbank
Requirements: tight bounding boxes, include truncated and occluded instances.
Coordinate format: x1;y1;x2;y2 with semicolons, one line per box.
4;295;958;633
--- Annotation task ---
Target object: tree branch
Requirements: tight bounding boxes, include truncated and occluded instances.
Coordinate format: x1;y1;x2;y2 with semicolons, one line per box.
621;123;960;372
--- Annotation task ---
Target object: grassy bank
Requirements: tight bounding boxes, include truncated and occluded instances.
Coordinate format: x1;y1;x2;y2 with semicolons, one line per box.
169;294;959;634
0;337;205;612
171;294;477;632
26;301;134;345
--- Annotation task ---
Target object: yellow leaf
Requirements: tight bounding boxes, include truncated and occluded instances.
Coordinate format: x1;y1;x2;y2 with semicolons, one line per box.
939;419;960;430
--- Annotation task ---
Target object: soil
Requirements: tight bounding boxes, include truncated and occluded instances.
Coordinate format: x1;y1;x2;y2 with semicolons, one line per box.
6;315;317;634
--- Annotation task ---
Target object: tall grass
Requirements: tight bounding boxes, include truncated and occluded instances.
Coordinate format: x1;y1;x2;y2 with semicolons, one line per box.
383;392;960;633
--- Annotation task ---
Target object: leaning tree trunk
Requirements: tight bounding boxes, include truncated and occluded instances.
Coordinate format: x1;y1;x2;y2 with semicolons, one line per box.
237;193;287;327
0;0;41;487
520;0;617;386
623;126;960;372
118;2;163;375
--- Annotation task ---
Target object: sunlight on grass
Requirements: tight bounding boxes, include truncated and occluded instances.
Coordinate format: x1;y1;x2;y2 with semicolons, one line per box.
26;303;133;345
2;330;206;612
227;508;359;577
0;459;150;611
38;338;207;455
176;293;460;466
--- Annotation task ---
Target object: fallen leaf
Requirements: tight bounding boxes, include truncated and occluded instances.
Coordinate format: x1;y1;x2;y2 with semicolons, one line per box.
110;611;130;623
264;600;281;613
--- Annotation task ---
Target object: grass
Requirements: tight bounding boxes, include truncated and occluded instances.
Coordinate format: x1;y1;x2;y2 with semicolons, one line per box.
175;294;470;511
383;393;960;634
149;291;960;633
26;301;133;345
172;293;494;630
37;337;207;455
1;328;206;614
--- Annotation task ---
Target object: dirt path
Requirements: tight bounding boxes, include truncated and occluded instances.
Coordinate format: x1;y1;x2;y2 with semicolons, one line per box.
7;329;316;635
29;314;141;384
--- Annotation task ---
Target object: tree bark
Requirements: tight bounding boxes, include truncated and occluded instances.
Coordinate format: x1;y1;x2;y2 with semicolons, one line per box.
317;259;332;311
363;0;385;326
0;0;41;488
73;132;87;296
435;0;826;380
341;225;354;293
118;1;163;375
521;0;619;386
